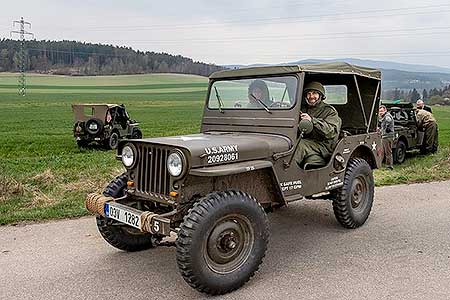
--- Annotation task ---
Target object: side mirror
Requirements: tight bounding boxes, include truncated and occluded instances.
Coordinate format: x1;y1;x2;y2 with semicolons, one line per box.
298;119;313;135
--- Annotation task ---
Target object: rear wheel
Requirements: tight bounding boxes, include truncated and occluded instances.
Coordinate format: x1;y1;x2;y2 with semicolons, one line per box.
96;173;160;251
76;139;89;148
107;132;119;149
393;140;406;164
333;158;374;229
176;191;269;295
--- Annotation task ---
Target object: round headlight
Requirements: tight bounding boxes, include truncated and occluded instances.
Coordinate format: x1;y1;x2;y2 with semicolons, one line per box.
122;145;135;168
167;152;183;177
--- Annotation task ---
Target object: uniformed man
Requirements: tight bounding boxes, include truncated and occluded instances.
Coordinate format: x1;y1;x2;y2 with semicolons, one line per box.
294;81;342;168
416;99;432;113
416;109;438;153
378;105;394;170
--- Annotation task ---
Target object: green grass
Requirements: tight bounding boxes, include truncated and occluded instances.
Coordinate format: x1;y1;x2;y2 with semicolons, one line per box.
0;73;207;224
0;72;449;224
374;106;450;185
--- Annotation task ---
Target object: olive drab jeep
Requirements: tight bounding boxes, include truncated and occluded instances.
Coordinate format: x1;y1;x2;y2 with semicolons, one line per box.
382;101;426;163
85;63;383;295
72;104;142;149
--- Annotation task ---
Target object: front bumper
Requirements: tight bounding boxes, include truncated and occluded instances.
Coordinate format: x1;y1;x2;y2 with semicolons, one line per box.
85;193;171;236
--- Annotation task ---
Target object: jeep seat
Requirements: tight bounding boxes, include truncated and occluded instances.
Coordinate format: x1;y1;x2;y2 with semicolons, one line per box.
301;154;327;170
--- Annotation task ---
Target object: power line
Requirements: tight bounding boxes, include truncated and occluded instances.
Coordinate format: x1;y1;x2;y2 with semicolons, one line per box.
10;17;34;97
20;24;450;54
63;3;450;31
223;51;450;59
27;48;135;58
25;47;450;60
96;25;450;44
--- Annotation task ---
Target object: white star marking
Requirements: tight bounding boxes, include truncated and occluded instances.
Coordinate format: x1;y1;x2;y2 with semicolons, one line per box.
372;141;377;150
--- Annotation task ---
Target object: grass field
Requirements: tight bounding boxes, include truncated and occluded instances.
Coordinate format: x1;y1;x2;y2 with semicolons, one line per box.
0;72;449;225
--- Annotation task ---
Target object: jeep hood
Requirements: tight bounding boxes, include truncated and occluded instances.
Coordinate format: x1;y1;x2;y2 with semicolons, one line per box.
132;132;291;168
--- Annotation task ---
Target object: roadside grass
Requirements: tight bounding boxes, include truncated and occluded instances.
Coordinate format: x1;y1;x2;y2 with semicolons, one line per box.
0;72;449;224
374;106;450;185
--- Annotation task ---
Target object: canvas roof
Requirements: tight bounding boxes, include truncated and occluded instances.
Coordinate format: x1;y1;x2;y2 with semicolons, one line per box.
210;62;381;80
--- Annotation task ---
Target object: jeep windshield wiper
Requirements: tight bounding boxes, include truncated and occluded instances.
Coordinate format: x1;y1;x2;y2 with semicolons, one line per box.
250;93;272;114
214;86;224;113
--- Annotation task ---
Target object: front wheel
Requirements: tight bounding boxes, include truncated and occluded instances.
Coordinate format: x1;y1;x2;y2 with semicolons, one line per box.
176;191;269;295
332;158;374;229
131;128;142;139
96;173;160;251
393;140;406;164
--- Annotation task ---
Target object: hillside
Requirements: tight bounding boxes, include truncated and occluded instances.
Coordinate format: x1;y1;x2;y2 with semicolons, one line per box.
225;59;450;92
0;39;224;76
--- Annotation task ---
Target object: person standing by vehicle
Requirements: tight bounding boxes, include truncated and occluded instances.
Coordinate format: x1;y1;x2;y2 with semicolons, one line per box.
378;105;394;170
416;99;432;113
416;109;438;154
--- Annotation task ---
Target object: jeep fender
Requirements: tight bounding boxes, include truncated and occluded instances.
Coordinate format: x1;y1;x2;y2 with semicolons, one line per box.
349;144;379;169
185;160;286;206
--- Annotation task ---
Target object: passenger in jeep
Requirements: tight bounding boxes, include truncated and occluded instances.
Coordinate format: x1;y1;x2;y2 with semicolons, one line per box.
294;81;342;168
247;80;272;108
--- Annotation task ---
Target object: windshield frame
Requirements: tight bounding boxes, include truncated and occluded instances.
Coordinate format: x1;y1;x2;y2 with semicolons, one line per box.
206;74;300;112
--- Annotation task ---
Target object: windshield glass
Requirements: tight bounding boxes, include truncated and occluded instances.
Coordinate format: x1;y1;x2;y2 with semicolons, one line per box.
208;76;298;110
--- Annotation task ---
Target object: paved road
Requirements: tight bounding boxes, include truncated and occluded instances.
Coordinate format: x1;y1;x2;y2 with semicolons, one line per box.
1;181;450;300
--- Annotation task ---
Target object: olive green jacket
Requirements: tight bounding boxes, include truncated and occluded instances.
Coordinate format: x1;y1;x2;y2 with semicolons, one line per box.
303;101;342;153
416;109;436;129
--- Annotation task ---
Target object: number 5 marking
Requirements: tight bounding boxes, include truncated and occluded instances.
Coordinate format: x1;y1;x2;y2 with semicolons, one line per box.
153;220;160;233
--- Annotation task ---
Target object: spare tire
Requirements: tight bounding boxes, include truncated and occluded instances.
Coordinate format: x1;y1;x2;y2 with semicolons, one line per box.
85;118;104;135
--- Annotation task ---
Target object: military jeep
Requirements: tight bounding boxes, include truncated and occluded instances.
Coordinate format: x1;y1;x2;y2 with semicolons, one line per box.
85;63;383;295
382;101;424;164
72;104;142;149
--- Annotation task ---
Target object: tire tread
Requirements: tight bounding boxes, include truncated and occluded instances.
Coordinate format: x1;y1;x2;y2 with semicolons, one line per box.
176;190;269;295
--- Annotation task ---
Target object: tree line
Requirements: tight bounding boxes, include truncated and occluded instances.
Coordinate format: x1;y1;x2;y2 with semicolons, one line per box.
383;85;450;106
0;39;224;76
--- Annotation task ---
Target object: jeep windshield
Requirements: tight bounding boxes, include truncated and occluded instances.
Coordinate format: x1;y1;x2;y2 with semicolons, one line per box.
208;76;298;110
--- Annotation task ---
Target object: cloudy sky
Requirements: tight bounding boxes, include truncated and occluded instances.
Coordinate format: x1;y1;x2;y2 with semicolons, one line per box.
1;0;450;67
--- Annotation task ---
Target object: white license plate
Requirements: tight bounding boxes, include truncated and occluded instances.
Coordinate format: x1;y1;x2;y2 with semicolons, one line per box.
105;202;141;229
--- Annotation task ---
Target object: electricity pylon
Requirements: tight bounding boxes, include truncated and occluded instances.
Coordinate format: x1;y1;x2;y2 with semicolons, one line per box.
10;17;34;96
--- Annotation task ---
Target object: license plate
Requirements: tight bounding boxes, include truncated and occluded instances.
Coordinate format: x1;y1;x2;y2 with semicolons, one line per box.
105;202;141;229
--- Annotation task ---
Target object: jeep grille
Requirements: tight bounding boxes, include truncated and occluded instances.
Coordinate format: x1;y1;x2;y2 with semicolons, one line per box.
136;144;171;196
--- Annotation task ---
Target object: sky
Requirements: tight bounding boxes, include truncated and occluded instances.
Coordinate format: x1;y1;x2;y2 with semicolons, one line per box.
1;0;450;67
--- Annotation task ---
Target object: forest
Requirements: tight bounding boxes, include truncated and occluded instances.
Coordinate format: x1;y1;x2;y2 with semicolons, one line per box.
0;39;224;76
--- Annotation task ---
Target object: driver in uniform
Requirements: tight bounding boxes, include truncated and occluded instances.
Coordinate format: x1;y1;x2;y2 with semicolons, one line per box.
294;81;342;168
